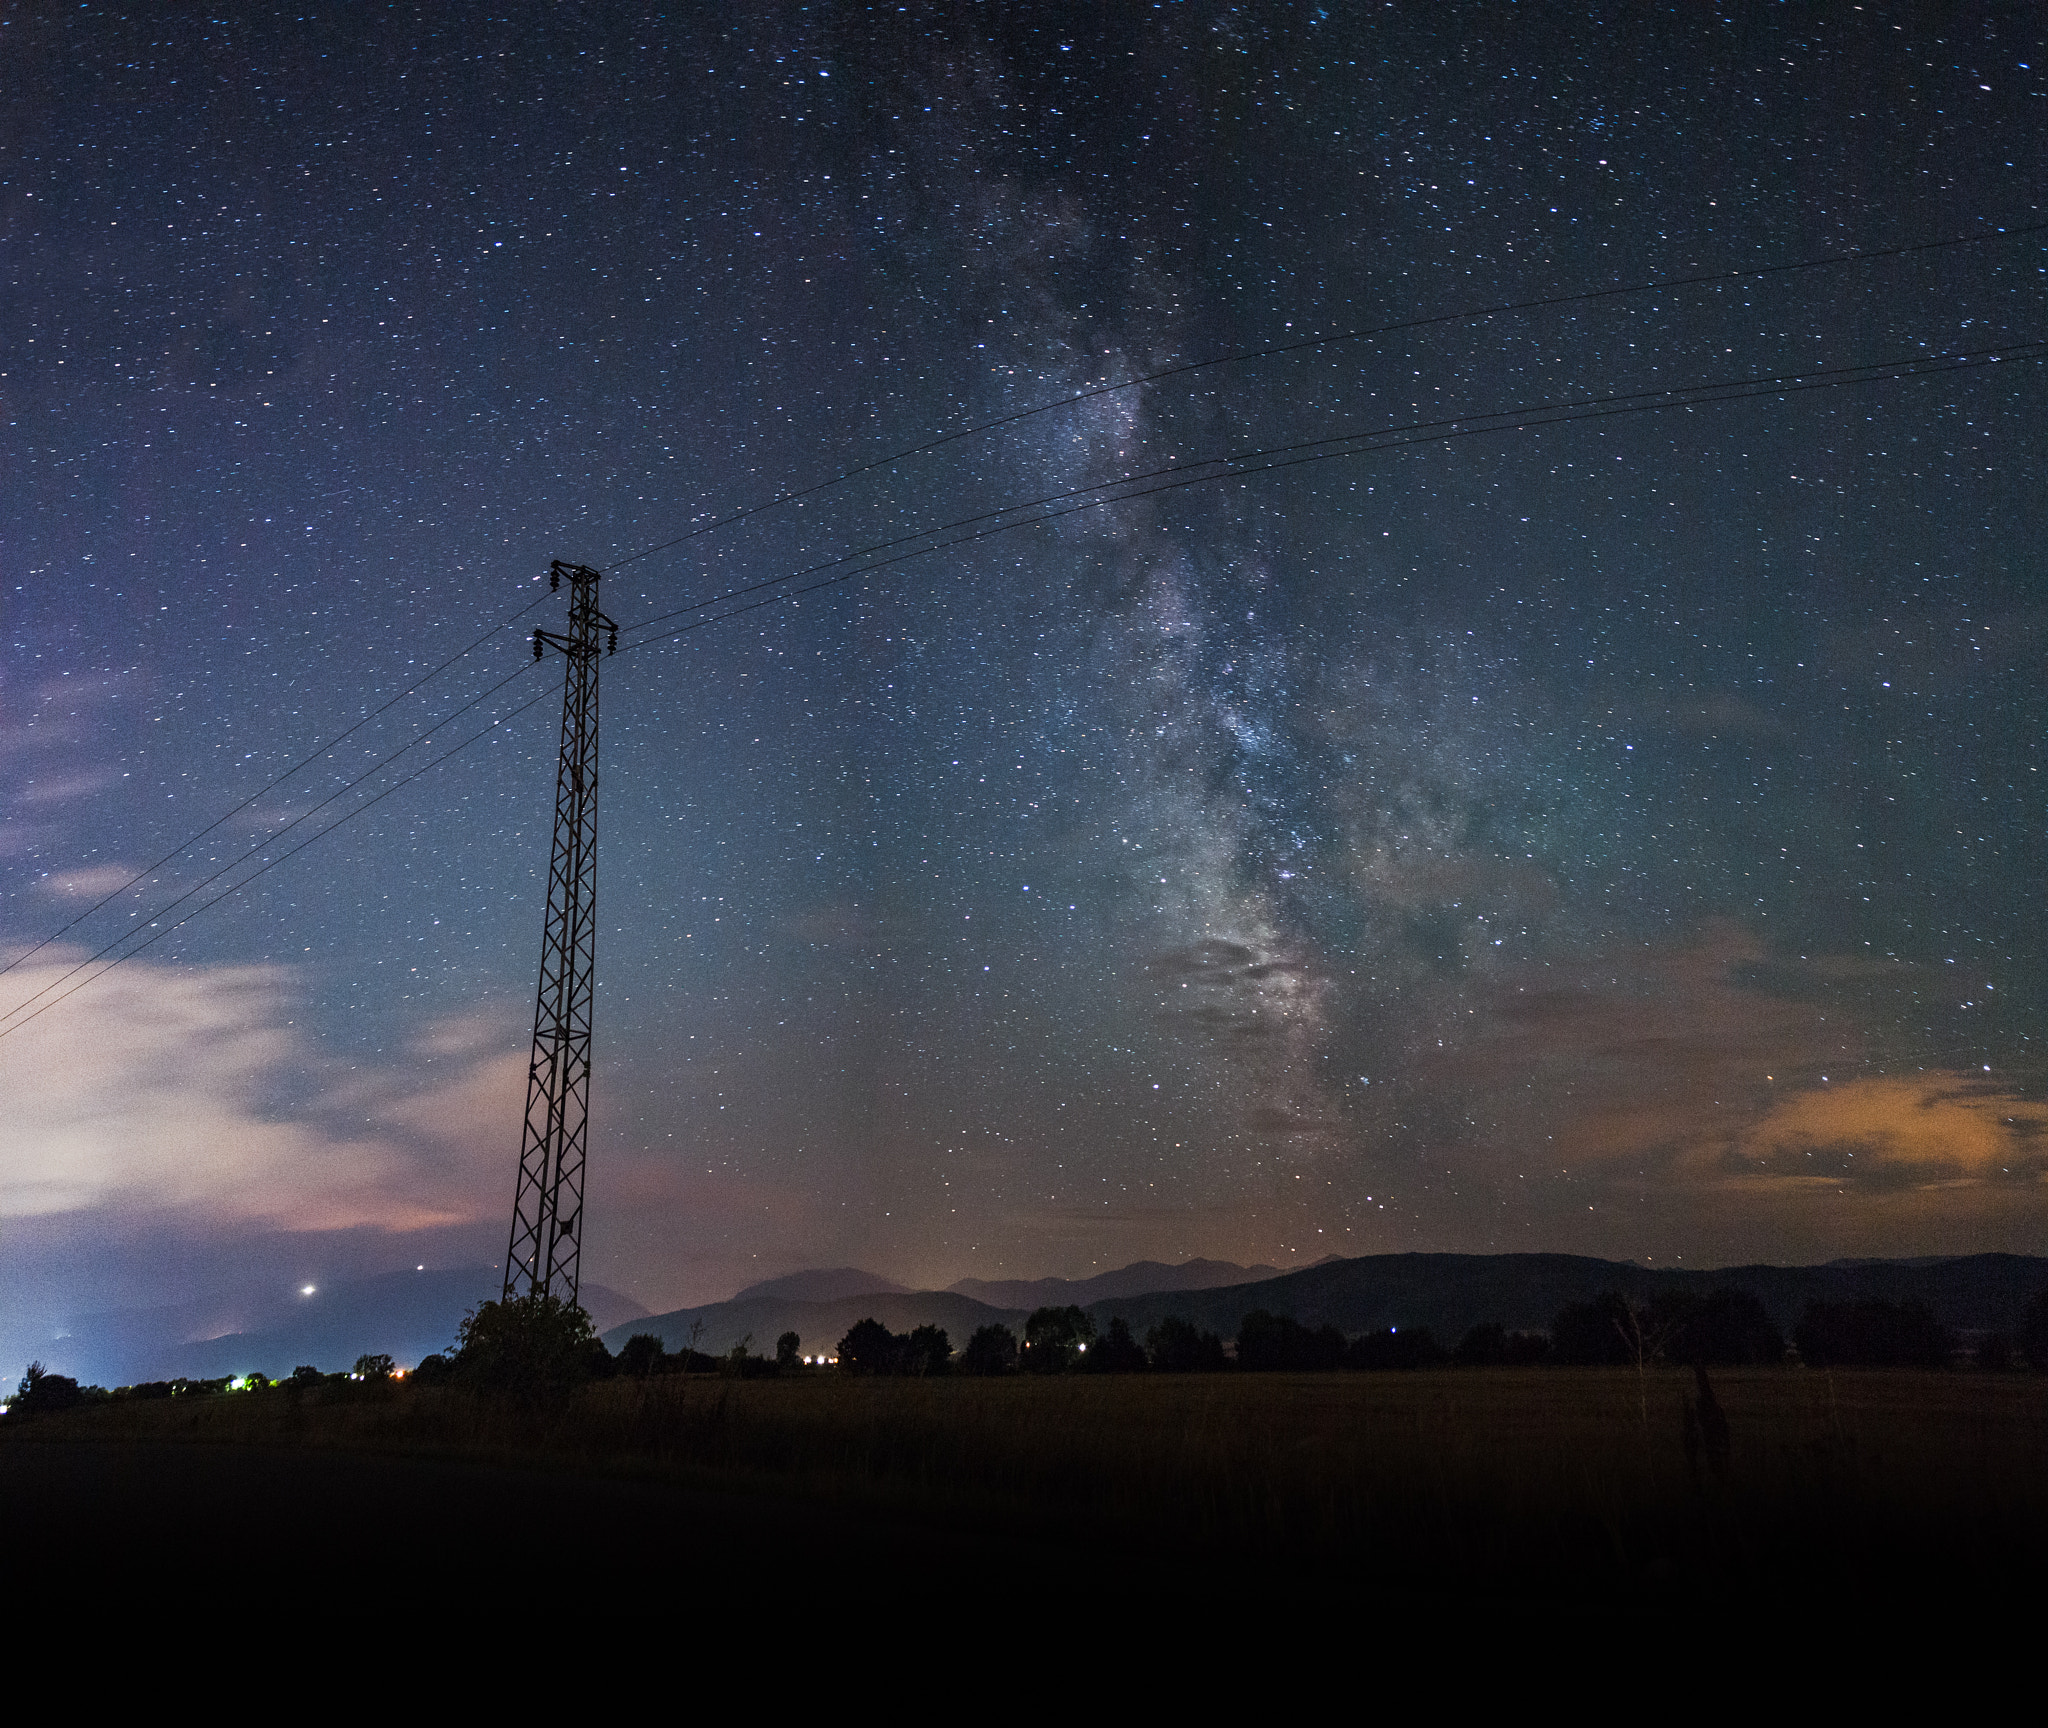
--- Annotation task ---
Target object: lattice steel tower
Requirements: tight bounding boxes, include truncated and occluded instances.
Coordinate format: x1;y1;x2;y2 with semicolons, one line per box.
504;560;616;1305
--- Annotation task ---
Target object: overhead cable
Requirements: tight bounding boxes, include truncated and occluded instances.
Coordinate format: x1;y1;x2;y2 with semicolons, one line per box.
605;218;2048;574
615;338;2047;654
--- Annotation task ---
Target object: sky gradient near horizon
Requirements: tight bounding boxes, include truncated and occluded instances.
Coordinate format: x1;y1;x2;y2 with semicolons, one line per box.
4;3;2046;1370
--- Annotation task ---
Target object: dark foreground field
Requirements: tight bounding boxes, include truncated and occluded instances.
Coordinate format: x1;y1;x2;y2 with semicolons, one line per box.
7;1368;2045;1616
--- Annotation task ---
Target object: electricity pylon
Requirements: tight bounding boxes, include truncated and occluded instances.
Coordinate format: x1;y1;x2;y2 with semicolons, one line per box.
503;560;616;1306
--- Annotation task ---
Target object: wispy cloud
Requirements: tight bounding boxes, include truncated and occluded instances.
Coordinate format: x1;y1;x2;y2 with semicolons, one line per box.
0;952;516;1231
38;863;140;901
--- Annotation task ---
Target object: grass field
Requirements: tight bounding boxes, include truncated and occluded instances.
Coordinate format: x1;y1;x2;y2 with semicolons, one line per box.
10;1366;2045;1600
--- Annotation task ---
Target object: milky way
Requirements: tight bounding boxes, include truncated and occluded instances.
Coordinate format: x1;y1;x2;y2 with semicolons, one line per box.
4;4;2045;1358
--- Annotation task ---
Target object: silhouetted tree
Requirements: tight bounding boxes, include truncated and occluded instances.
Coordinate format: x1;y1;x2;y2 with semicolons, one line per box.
411;1353;453;1385
289;1365;323;1386
616;1333;666;1378
959;1323;1019;1375
1794;1299;1952;1368
1654;1290;1785;1366
1235;1309;1289;1370
1145;1316;1227;1372
1237;1310;1348;1370
1503;1330;1551;1366
776;1331;802;1370
1023;1305;1095;1373
837;1317;903;1374
9;1362;83;1415
903;1324;952;1375
2020;1291;2048;1373
1087;1315;1149;1372
454;1294;610;1399
1453;1322;1509;1367
717;1336;781;1378
1549;1293;1640;1365
353;1353;395;1381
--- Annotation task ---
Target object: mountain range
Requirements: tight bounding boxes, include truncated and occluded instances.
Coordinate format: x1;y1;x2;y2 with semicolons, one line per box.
618;1256;1300;1358
945;1257;1296;1308
1079;1251;2048;1341
609;1250;2048;1360
33;1249;2048;1387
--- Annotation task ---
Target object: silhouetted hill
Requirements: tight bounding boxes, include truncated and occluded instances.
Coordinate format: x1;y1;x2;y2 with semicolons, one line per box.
948;1257;1285;1308
731;1268;910;1304
68;1250;2041;1384
605;1289;1025;1359
612;1252;2048;1363
1083;1251;2048;1339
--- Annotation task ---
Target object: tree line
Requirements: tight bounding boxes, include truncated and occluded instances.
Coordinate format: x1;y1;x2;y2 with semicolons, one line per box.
806;1288;2048;1376
10;1286;2048;1413
6;1353;414;1415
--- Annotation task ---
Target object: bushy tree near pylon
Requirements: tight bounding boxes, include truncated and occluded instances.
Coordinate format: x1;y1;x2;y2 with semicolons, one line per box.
453;1293;611;1401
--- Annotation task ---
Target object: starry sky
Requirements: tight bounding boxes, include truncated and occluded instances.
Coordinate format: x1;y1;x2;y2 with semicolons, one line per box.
5;2;2046;1361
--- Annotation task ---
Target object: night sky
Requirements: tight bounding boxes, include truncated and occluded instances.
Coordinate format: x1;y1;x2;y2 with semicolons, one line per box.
5;3;2046;1366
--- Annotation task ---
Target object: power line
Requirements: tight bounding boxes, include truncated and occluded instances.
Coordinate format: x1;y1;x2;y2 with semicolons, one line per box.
0;589;556;985
614;338;2047;655
604;218;2048;575
0;657;545;1034
11;339;2039;1031
17;221;2038;986
0;680;561;1047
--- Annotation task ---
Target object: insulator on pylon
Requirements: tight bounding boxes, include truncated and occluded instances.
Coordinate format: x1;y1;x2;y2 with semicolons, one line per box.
608;629;618;654
550;569;560;592
533;632;544;660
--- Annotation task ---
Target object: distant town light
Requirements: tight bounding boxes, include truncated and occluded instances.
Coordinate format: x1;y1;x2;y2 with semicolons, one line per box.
300;1284;316;1296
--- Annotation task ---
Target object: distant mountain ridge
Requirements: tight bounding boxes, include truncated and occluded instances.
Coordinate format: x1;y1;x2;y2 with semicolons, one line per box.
55;1248;2046;1386
610;1250;2048;1361
1081;1251;2048;1341
731;1268;909;1304
946;1257;1287;1308
613;1255;1313;1358
610;1289;1027;1360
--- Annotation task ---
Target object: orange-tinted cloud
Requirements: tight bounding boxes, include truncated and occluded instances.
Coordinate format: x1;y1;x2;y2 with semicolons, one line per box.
1380;923;2048;1260
1726;1075;2048;1193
